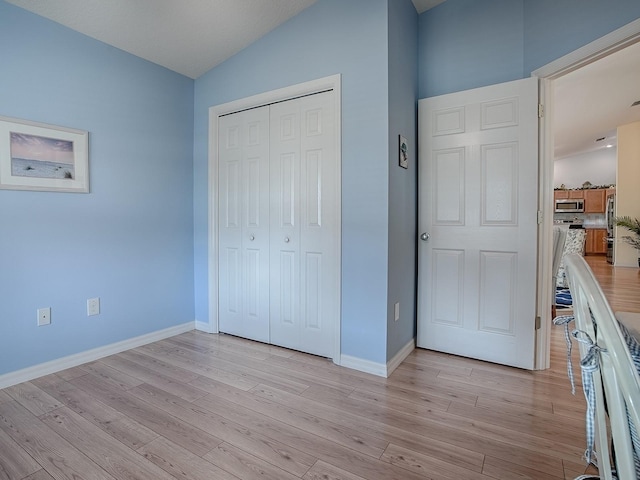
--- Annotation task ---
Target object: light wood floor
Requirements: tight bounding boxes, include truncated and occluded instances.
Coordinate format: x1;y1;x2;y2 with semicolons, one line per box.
1;256;638;480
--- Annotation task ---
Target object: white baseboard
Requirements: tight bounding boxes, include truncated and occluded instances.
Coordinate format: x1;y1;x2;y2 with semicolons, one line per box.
0;321;195;389
340;338;415;378
195;320;217;333
386;338;415;376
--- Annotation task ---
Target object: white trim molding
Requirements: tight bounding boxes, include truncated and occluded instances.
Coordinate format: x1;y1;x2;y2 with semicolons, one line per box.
532;18;640;79
0;322;195;389
341;338;415;378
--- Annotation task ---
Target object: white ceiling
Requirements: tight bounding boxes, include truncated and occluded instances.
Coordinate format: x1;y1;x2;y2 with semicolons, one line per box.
5;0;318;79
554;41;640;159
6;0;445;79
8;0;635;160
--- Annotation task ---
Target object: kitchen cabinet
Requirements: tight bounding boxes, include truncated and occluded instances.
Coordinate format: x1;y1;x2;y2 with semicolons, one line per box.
585;228;607;255
569;190;584;199
554;190;584;200
584;189;606;213
554;190;569;200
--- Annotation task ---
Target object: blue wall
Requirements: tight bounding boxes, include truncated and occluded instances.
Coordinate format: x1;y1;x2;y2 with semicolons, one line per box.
387;0;419;360
418;0;524;98
419;0;640;98
193;0;393;364
0;2;195;375
3;0;638;377
523;0;640;74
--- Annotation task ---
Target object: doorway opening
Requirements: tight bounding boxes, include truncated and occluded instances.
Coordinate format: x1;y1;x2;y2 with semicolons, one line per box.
533;18;640;369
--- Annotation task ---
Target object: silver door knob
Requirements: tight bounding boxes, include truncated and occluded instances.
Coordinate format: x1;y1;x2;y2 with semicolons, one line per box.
284;237;290;243
249;235;255;241
420;232;429;241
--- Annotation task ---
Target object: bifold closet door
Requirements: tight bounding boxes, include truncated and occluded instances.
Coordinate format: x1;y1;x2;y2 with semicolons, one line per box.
218;107;270;343
269;91;337;358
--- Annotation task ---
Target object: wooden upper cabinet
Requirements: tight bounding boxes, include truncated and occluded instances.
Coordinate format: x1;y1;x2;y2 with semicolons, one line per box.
568;190;584;199
584;189;606;213
554;190;569;199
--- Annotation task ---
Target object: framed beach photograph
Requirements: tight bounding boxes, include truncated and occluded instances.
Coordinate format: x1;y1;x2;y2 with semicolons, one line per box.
0;116;89;193
399;134;408;169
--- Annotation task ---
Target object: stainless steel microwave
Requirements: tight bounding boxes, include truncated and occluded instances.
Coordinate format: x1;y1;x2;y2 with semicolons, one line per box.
555;198;584;213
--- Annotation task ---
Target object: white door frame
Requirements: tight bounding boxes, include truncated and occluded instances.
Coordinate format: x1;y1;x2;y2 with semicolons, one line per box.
203;74;343;363
532;19;640;369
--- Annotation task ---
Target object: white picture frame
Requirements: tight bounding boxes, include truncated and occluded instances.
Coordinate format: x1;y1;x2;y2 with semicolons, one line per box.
399;134;408;169
0;115;89;193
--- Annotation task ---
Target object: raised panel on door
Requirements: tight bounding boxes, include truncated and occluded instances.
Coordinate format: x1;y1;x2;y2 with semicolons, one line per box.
417;78;538;369
298;92;337;357
218;107;270;342
269;91;337;358
269;103;301;350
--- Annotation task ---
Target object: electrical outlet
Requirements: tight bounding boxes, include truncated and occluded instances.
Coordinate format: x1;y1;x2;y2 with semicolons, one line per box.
394;302;400;322
87;297;100;316
37;307;51;326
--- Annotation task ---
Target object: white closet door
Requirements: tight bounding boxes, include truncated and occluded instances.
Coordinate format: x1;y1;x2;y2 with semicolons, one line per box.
218;107;270;342
269;91;337;357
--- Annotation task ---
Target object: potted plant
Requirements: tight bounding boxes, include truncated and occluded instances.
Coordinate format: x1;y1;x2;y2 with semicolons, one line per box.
614;216;640;266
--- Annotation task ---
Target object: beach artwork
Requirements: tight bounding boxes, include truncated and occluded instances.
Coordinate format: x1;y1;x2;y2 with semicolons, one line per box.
0;115;89;192
10;132;75;180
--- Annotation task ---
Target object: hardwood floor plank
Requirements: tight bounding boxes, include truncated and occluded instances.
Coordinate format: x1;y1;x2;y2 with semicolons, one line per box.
40;406;177;480
53;365;90;381
0;391;11;405
481;454;564;480
22;470;56;480
129;382;317;477
0;400;115;480
34;377;159;450
203;442;302;480
347;385;450;414
0;426;41;480
446;400;584;443
78;360;144;390
118;348;201;383
381;443;497;480
191;377;388;458
192;385;430;480
70;373;223;456
474;388;555;414
251;383;485;473
269;378;569;476
4;382;62;417
137;342;262;391
138;436;241;480
302;460;368;480
143;340;311;395
185;343;356;395
98;354;209;402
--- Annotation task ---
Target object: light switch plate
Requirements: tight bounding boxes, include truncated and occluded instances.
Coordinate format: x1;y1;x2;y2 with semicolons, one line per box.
87;297;100;316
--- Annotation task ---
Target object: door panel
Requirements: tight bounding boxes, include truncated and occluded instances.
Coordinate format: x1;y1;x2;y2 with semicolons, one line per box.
270;91;336;357
417;78;538;369
218;107;270;342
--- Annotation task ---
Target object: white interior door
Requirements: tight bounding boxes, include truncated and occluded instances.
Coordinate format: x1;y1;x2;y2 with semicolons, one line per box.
269;91;337;357
417;77;539;369
218;107;270;342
